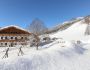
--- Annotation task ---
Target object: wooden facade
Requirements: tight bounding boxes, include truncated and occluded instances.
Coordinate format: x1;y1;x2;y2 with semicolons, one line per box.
0;26;31;47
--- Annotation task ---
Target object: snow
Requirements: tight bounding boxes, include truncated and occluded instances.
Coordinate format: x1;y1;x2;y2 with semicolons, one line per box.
0;39;90;70
0;18;90;70
50;20;90;41
62;17;83;24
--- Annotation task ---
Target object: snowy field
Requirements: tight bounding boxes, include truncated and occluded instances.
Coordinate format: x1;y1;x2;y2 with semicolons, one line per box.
0;39;90;70
0;18;90;70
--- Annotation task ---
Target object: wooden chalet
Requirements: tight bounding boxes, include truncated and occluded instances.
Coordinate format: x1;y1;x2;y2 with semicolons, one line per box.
0;25;31;47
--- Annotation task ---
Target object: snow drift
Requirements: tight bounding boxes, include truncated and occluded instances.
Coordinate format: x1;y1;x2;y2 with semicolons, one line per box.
0;40;90;70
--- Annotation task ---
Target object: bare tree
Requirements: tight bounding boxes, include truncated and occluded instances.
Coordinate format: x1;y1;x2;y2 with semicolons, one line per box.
84;15;90;24
27;18;48;50
84;16;90;35
29;34;40;50
28;18;48;35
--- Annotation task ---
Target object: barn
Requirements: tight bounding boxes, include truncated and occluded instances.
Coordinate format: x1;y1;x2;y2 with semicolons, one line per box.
0;25;31;47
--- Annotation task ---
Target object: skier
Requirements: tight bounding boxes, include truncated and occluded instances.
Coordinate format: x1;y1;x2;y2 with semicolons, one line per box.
2;48;9;59
18;46;24;56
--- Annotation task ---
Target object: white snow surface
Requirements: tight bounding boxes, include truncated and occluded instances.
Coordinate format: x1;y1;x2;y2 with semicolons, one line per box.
50;20;90;41
0;40;90;70
0;19;90;70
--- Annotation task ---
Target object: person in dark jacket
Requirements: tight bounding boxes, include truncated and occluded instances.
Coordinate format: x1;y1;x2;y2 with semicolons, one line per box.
2;48;9;58
18;46;24;56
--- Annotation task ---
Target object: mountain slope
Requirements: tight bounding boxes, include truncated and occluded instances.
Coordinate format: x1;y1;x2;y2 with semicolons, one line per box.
50;16;90;41
47;17;83;34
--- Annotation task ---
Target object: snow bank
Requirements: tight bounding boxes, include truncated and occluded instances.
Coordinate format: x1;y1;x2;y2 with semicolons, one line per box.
0;41;90;70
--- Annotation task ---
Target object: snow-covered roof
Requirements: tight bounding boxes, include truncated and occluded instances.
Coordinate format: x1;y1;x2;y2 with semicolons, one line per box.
0;25;31;34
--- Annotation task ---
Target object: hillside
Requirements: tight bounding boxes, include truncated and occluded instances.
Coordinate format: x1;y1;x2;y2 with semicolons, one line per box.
0;16;90;70
50;16;90;41
47;17;83;34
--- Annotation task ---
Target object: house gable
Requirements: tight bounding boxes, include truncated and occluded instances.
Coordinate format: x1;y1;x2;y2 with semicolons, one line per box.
0;26;31;35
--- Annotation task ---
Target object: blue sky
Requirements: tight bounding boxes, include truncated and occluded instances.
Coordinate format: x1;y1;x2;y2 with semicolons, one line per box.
0;0;90;28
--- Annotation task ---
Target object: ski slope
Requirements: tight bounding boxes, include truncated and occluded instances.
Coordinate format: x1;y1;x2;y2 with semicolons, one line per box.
50;20;90;41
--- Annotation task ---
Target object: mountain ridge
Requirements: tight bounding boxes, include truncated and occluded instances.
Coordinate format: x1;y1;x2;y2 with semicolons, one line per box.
46;16;89;34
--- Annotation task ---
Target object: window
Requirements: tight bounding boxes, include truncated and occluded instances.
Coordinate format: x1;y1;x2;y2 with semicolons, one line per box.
15;37;17;40
11;37;13;39
5;43;7;45
25;37;27;40
5;37;8;39
1;37;3;40
1;43;3;45
15;43;17;45
21;37;23;39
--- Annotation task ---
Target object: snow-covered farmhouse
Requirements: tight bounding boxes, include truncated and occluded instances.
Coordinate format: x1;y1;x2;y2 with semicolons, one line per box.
0;26;31;47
